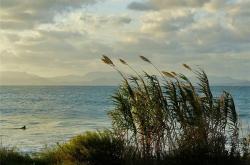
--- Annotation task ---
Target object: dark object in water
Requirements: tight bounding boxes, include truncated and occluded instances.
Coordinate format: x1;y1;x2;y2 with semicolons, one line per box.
20;125;26;130
5;125;27;130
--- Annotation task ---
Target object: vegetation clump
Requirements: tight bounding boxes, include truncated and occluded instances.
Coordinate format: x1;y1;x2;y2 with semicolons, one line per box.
0;147;38;165
55;130;125;165
103;55;250;165
0;56;249;165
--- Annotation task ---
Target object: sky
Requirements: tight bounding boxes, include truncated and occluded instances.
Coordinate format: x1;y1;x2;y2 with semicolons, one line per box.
0;0;250;80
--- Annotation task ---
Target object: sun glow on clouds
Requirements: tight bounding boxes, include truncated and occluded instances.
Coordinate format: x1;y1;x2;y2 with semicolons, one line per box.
0;0;249;80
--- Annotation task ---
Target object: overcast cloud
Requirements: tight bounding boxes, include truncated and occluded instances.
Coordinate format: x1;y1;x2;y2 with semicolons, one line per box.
0;0;249;80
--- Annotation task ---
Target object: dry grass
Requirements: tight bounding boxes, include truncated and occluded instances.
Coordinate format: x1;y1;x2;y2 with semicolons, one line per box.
104;55;250;164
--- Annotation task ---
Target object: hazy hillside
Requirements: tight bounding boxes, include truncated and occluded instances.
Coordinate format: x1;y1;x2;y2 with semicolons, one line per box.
207;76;250;86
0;71;121;86
0;71;49;85
0;71;249;86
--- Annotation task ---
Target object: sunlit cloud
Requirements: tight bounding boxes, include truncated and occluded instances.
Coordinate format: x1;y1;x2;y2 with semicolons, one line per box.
0;0;249;81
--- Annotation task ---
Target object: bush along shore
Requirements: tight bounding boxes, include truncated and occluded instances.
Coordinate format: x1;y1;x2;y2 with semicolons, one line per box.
1;56;250;165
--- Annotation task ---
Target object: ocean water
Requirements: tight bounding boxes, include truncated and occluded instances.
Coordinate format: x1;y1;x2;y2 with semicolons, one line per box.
0;86;249;153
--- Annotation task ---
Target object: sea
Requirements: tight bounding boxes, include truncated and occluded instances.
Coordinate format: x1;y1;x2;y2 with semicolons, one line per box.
0;86;249;153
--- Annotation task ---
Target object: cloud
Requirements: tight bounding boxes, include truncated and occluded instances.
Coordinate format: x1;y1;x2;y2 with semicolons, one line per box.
0;0;249;81
0;0;98;11
80;14;132;27
127;2;156;11
112;1;250;80
115;16;132;24
0;20;35;30
139;9;194;37
128;0;211;11
126;0;250;55
0;0;100;31
1;8;133;76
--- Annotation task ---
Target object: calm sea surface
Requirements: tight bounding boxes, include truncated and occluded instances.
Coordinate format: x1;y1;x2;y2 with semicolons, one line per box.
0;86;249;153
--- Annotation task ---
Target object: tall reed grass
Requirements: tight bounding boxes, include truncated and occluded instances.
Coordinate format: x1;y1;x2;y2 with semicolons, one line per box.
102;55;250;164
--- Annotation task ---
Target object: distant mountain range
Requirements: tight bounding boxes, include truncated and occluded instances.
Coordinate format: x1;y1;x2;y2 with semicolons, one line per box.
0;71;121;86
0;71;249;86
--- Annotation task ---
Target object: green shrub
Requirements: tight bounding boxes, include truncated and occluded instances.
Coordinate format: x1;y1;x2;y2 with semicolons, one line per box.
35;146;65;165
0;131;126;165
53;130;125;165
0;147;34;165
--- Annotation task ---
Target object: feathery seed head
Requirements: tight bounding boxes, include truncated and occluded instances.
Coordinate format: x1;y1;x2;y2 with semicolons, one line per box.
140;55;151;63
119;59;127;65
171;72;177;76
179;75;189;81
102;55;114;66
162;71;175;78
182;64;192;71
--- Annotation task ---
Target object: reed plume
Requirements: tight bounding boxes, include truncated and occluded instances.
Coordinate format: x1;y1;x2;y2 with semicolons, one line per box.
162;71;175;78
139;55;151;63
102;55;114;66
103;55;246;164
182;64;192;71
